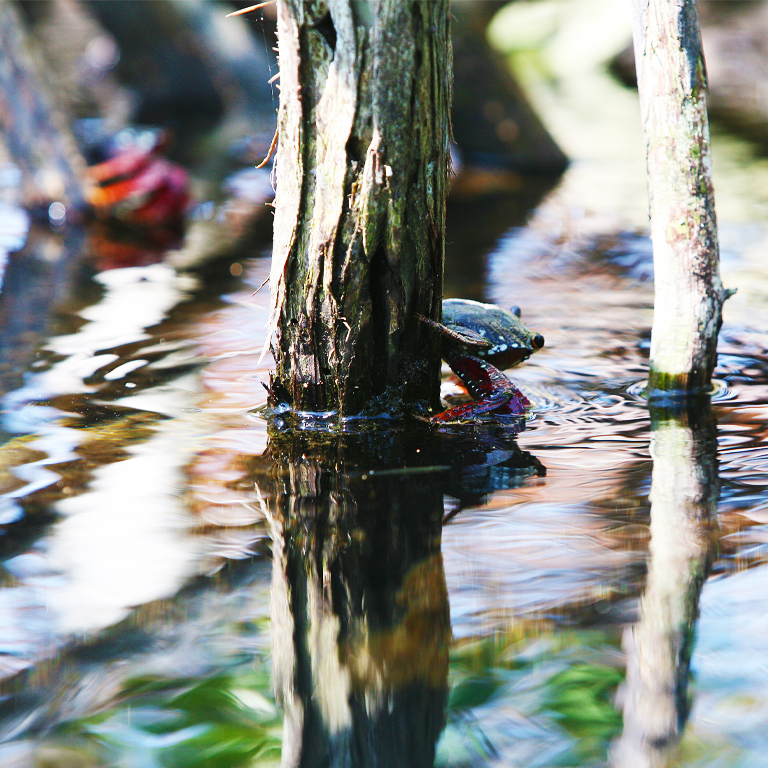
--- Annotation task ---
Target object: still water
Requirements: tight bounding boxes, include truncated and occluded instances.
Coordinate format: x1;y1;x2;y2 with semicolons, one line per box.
2;53;768;768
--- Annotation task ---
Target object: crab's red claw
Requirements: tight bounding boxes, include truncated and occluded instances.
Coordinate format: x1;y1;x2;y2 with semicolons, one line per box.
431;355;531;423
431;401;482;423
432;393;513;423
493;382;531;415
448;355;514;403
493;394;528;416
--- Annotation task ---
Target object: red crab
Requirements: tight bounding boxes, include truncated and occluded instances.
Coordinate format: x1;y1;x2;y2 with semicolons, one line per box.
86;130;190;227
422;299;545;422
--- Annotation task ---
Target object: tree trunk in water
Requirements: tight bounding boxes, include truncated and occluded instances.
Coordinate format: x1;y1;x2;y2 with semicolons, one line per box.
267;0;450;417
0;0;86;213
631;0;731;396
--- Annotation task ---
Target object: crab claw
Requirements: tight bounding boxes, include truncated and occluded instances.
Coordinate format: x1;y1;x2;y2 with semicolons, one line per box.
490;390;530;415
431;355;531;423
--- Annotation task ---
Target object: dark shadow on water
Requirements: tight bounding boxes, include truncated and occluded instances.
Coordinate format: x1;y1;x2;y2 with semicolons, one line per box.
445;176;559;301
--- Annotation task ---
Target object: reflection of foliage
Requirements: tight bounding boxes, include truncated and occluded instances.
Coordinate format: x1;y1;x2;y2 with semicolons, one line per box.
437;629;625;768
59;668;281;768
40;623;625;768
438;636;516;765
543;662;624;759
447;635;519;712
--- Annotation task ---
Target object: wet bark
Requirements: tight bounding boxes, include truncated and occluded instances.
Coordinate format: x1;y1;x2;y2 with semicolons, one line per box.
267;0;450;417
631;0;731;396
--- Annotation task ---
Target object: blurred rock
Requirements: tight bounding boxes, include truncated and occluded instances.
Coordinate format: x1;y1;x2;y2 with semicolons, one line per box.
451;0;568;176
0;1;87;213
612;0;768;150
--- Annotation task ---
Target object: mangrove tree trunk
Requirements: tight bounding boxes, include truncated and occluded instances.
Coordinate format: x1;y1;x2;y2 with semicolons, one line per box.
631;0;731;396
266;0;451;417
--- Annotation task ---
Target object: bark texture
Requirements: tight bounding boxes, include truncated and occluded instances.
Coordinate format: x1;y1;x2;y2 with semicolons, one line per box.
267;0;450;417
631;0;731;395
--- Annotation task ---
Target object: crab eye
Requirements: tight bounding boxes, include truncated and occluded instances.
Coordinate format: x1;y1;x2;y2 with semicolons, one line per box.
510;305;522;318
532;334;545;350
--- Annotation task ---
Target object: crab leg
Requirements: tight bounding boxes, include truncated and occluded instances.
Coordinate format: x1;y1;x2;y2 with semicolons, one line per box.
431;355;530;422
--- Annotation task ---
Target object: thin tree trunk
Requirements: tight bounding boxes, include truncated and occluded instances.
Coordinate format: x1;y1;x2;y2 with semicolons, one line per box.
631;0;731;395
267;0;450;418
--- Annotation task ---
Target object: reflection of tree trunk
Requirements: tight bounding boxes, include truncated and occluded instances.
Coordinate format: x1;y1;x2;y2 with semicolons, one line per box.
264;430;450;767
612;403;719;768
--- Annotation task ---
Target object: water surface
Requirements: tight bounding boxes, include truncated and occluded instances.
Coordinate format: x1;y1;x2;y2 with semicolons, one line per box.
1;15;768;767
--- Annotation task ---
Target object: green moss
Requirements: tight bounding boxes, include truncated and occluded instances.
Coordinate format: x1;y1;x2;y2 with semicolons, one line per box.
646;367;713;402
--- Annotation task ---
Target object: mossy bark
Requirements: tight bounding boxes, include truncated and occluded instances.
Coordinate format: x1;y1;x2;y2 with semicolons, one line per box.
631;0;731;396
267;0;450;417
